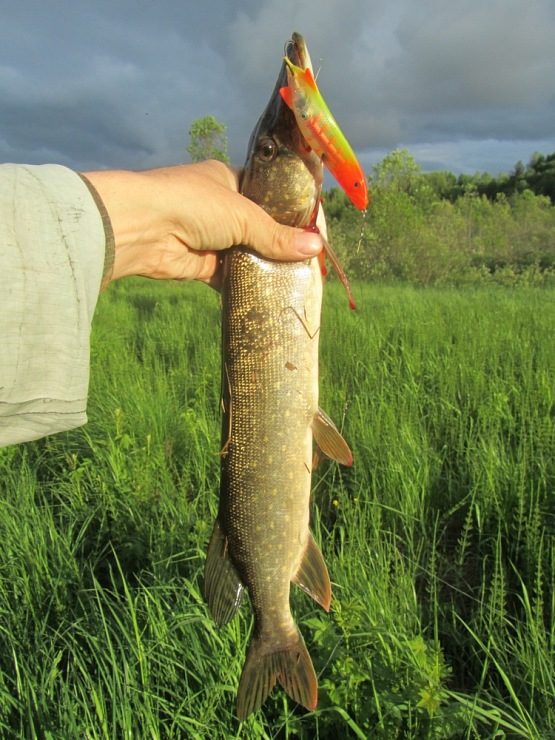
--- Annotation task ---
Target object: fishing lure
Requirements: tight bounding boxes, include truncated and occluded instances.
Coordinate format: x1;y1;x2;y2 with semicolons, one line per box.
280;57;369;211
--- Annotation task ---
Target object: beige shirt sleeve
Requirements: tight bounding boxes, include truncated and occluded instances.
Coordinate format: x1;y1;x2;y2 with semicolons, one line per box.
0;164;113;446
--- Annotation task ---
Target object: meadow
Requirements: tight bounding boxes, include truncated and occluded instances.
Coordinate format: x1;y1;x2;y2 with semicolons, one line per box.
0;279;553;738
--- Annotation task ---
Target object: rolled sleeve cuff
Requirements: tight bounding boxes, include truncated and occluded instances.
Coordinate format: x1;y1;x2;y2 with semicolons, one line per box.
0;164;108;446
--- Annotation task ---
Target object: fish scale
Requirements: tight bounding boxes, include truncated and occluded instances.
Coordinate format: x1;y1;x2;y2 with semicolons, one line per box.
203;32;353;720
221;250;321;616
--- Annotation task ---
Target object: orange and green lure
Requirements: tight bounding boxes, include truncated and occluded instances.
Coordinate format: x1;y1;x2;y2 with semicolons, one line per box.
280;57;369;211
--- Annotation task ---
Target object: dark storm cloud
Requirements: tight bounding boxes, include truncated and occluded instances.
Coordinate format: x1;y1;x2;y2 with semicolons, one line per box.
320;0;555;159
0;1;240;169
380;0;555;140
1;0;554;175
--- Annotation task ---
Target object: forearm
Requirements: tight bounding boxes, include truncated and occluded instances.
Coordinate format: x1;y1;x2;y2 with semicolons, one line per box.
81;168;172;281
82;161;243;283
83;161;322;286
0;164;108;446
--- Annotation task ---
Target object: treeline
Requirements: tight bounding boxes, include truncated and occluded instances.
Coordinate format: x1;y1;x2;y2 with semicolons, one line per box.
185;118;555;286
327;149;555;285
427;151;555;203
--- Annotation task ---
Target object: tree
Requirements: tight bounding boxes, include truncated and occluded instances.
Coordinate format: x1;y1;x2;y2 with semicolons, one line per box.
424;170;457;200
526;152;555;203
187;115;230;163
371;148;423;194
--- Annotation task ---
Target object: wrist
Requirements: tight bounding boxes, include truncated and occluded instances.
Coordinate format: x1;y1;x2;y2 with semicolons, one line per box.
81;169;170;281
78;173;115;288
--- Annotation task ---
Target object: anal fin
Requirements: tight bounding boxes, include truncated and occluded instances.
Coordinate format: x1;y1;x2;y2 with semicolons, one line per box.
204;519;244;626
312;407;353;466
293;531;331;611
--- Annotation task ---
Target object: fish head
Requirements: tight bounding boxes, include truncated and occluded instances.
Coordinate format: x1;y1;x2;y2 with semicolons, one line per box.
240;32;323;228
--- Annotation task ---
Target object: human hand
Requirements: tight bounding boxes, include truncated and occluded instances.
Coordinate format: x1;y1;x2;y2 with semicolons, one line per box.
82;160;323;289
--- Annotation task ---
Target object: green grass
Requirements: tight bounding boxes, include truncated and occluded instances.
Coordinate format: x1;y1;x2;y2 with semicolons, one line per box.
0;280;553;738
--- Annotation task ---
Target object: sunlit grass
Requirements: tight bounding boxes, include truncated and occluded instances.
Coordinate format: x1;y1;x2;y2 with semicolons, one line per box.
0;280;553;737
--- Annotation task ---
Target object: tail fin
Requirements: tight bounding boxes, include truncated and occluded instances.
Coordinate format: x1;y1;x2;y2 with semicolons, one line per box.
236;629;317;720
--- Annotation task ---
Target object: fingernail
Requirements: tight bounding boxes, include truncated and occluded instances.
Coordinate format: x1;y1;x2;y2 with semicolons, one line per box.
293;230;322;257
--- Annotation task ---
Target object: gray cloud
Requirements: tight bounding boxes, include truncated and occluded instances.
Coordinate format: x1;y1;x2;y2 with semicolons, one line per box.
394;0;554;105
1;0;554;175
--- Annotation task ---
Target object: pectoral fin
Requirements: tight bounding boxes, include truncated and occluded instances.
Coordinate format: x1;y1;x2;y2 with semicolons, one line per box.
204;519;244;626
293;531;331;611
312;408;353;466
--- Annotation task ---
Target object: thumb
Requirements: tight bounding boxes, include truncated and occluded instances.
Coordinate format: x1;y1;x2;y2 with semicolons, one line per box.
239;198;323;262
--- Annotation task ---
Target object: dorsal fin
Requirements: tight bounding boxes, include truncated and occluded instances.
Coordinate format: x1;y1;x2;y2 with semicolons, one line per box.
204;519;244;625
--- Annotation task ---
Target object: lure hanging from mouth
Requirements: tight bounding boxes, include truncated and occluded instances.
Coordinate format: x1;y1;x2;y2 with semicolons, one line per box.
279;57;369;211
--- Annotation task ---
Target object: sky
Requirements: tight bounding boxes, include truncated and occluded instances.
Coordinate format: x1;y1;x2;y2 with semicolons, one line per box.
1;0;554;178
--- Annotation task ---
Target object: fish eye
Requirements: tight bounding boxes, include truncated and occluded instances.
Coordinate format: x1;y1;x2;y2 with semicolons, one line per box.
257;137;277;162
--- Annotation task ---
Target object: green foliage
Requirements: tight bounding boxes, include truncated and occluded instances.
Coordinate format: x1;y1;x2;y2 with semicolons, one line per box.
415;151;555;205
446;151;555;204
327;148;555;285
187;114;230;163
371;149;427;195
0;280;554;737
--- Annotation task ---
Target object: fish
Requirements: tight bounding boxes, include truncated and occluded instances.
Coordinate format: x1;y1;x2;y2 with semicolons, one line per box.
203;32;353;720
279;57;369;211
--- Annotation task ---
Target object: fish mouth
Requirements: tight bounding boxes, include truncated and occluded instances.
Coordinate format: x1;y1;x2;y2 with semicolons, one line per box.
245;31;314;146
285;32;312;74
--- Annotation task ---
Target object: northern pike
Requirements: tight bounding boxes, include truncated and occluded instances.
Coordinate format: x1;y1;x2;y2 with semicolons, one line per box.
204;33;352;720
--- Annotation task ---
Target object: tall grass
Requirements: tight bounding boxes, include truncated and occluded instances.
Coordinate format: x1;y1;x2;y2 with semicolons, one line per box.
0;280;553;738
